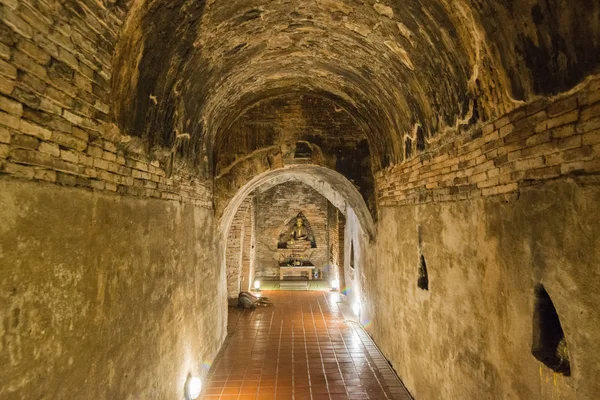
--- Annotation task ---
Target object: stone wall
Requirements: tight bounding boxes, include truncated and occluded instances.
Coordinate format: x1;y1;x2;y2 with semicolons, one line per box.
0;2;225;398
225;197;252;297
254;181;330;278
0;179;225;399
240;199;255;292
376;77;600;206
366;80;600;399
327;203;340;281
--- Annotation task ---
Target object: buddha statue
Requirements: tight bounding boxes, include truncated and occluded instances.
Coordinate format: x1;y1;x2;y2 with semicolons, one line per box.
278;215;316;249
292;218;308;241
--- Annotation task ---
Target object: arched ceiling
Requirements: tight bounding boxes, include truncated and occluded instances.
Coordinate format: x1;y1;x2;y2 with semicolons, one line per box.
219;165;376;240
112;0;600;176
213;93;376;217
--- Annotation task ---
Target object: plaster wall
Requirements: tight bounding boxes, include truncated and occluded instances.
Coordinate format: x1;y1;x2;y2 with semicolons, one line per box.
367;178;600;399
0;179;226;399
342;207;370;315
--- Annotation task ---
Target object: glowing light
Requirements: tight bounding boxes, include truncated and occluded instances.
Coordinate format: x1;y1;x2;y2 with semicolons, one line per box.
185;376;202;400
352;302;361;317
331;279;339;291
253;280;261;290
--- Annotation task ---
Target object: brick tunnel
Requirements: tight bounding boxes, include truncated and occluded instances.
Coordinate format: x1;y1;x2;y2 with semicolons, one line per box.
0;1;599;399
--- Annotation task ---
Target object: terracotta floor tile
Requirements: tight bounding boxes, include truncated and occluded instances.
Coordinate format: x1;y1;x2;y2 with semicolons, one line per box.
201;291;411;400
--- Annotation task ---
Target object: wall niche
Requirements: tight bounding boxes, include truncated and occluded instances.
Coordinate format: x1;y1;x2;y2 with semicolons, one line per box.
417;254;429;291
531;284;571;376
277;212;317;249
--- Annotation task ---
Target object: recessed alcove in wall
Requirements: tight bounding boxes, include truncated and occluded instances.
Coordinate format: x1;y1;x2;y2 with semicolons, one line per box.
417;254;429;291
294;141;313;159
277;212;317;249
532;284;571;376
350;241;355;269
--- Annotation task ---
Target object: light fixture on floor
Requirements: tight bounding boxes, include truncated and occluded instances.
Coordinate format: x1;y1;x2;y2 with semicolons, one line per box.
253;279;261;291
184;376;201;400
331;279;339;291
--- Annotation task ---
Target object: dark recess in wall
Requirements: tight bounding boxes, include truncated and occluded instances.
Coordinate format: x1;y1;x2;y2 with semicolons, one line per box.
531;284;571;376
417;254;429;291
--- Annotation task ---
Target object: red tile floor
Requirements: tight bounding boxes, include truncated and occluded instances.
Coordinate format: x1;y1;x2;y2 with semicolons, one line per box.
201;291;412;400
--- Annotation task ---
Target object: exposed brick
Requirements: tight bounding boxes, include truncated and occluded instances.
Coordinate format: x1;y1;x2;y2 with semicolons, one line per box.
525;98;549;115
525;131;551;147
18;70;47;94
18;4;51;35
0;57;17;78
481;183;518;196
38;141;59;156
547;95;578;117
50;131;87;151
94;157;108;170
583;129;600;145
20;118;51;139
48;57;74;80
521;142;555;158
577;116;600;134
0;109;19;128
22;107;70;133
90;179;105;190
11;133;39;149
514;110;546;130
494;116;510;130
0;125;9;143
514;157;544;171
12;49;46;78
10;86;40;108
0;7;33;38
0;93;22;115
581;102;600;121
562;145;594;163
55;170;78;186
557;135;582;151
16;38;50;64
588;90;600;105
72;126;89;141
0;41;9;59
102;150;116;161
504;126;534;144
3;160;34;178
522;166;561;181
60;148;78;163
34;168;56;182
509;109;527;122
546;109;579;130
551;124;576;139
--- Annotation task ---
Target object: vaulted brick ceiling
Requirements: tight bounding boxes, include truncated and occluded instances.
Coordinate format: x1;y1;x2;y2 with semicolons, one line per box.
112;0;600;175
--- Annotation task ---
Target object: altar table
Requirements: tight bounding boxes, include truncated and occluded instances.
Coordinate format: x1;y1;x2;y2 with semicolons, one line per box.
279;266;315;280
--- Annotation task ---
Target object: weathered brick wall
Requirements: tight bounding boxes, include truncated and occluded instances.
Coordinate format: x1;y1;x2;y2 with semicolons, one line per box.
367;77;600;399
0;0;211;205
376;77;600;206
0;2;221;399
254;181;330;278
327;203;340;281
240;200;255;291
226;197;251;297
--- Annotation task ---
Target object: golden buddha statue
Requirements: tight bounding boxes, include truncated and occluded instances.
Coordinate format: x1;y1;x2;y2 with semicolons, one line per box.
292;218;308;241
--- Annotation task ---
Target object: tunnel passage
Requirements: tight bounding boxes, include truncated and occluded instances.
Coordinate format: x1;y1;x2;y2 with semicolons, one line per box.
220;165;374;298
0;0;599;399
